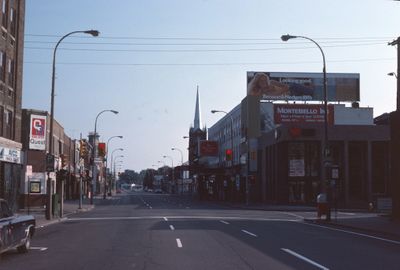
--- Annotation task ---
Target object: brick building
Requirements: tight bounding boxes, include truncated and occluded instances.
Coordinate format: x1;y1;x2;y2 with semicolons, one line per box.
0;0;25;210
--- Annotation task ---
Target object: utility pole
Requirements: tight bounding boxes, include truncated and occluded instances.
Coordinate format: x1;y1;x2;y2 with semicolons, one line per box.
389;37;400;110
389;37;400;219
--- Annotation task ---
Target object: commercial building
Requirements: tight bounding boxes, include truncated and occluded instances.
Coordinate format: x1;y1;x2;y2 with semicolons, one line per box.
0;0;25;210
207;71;391;208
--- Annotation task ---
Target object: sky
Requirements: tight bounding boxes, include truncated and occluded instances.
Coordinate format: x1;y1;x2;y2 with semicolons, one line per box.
23;0;400;172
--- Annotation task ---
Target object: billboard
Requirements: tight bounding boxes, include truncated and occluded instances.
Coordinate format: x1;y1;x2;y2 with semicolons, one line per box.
29;114;47;150
274;104;334;125
199;140;218;156
247;71;360;102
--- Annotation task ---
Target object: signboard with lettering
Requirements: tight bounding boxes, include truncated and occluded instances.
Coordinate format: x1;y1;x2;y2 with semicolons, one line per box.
199;140;219;157
274;104;334;125
29;114;47;150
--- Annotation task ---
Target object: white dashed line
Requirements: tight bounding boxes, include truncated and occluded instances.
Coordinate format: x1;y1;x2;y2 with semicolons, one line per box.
176;238;183;248
30;247;48;251
281;248;329;270
241;229;257;237
163;217;168;221
220;220;230;225
170;225;175;231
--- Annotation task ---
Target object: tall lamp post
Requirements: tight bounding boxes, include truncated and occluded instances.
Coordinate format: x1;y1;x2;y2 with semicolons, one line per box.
113;156;124;188
172;147;184;195
163;155;174;193
91;110;118;205
46;29;99;220
281;34;330;220
212;109;234;202
110;148;124;193
105;135;123;198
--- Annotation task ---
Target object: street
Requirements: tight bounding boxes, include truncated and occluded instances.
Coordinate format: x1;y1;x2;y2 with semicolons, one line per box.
1;192;399;270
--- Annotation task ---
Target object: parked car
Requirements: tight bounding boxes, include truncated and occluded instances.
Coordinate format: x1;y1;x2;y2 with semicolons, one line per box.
0;199;36;254
154;189;162;194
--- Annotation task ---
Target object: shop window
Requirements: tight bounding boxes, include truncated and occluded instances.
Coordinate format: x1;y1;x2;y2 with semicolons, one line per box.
0;51;5;82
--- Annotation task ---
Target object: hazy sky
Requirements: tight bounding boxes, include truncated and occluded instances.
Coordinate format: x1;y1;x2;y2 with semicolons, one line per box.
23;0;400;172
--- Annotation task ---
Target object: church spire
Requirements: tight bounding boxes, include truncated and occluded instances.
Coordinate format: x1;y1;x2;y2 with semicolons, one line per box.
193;86;202;130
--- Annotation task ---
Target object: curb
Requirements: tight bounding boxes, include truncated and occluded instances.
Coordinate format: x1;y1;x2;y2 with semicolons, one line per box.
35;205;95;229
303;218;400;240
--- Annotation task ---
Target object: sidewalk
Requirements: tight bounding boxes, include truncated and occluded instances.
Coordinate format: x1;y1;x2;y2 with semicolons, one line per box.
305;214;400;239
219;201;400;238
18;199;95;228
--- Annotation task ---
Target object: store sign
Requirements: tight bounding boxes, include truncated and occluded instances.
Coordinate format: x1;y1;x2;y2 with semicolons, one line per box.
199;140;219;156
274;104;334;125
247;71;360;101
29;114;47;150
0;147;22;164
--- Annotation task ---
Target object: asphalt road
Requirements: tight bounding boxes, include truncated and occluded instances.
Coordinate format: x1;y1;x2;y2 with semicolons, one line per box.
1;191;400;270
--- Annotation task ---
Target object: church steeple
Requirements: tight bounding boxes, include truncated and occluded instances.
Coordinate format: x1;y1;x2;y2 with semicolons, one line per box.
193;86;202;130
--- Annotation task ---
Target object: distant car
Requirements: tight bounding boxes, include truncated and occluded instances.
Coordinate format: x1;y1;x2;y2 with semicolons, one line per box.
116;189;122;194
0;199;36;255
154;189;162;194
147;189;153;193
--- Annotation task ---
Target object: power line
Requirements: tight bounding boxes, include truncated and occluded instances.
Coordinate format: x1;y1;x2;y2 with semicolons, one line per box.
24;42;386;53
23;57;395;67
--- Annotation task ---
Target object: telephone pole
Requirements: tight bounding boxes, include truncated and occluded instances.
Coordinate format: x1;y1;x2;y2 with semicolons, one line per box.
388;36;400;219
389;37;400;110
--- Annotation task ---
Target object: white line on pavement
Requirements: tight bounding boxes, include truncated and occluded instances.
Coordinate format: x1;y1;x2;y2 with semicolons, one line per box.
176;238;183;248
241;229;257;237
220;220;230;225
30;247;48;251
302;222;400;245
170;225;175;231
281;248;329;270
163;217;168;221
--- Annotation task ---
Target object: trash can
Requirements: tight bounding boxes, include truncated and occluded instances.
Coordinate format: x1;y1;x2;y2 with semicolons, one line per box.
317;193;328;218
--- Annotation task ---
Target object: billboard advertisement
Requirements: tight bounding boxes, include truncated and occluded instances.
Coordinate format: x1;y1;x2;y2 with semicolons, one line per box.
274;104;334;125
247;71;360;102
199;140;218;156
29;114;47;150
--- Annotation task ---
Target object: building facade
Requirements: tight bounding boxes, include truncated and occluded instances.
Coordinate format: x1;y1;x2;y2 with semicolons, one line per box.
0;0;24;210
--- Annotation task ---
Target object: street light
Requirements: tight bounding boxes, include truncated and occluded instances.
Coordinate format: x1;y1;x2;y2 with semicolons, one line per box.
281;34;330;220
104;135;123;198
110;148;123;193
46;29;99;220
113;155;124;182
163;155;175;193
172;147;184;195
91;109;119;205
388;72;398;78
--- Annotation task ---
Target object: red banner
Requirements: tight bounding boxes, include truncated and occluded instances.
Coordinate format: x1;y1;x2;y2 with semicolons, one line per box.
200;141;219;156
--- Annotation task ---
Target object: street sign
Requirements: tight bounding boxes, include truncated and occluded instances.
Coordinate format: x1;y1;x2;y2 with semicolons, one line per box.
46;154;55;172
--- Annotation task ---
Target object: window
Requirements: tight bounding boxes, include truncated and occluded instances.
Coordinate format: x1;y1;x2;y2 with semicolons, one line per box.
7;58;14;88
9;7;15;37
0;51;4;82
1;0;7;29
5;109;12;139
0;106;3;137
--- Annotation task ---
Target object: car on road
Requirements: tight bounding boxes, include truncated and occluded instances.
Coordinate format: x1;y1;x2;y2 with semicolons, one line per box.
0;199;36;255
154;189;162;194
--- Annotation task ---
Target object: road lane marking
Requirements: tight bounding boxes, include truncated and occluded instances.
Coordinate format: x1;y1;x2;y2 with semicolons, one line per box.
281;248;329;270
163;217;168;221
241;230;257;237
30;247;48;251
220;220;230;225
284;212;305;219
302;222;400;245
176;238;183;248
149;206;153;209
170;225;175;231
67;216;299;222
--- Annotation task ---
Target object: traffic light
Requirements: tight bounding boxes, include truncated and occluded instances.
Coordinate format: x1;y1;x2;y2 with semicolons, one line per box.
225;149;233;161
80;139;89;158
98;142;106;157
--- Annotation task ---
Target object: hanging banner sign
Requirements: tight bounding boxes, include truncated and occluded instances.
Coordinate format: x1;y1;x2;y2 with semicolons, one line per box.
29;114;47;150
